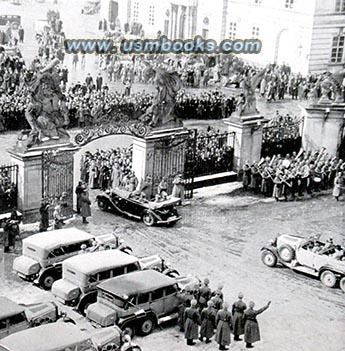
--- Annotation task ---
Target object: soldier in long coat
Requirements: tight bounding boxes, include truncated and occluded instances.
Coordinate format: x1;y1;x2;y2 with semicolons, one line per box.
177;287;193;332
244;301;271;348
215;302;233;350
232;292;247;341
198;278;212;311
199;300;216;343
184;299;201;346
242;161;251;190
80;189;91;224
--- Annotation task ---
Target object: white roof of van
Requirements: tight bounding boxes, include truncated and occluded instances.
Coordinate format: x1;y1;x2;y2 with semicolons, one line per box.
64;250;139;275
23;228;93;251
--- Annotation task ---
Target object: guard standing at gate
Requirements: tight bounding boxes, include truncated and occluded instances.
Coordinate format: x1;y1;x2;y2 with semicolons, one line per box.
3;209;20;253
39;198;50;232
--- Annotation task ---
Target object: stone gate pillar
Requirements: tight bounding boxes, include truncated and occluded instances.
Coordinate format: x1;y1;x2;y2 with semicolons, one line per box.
8;143;77;223
302;104;345;156
223;115;268;172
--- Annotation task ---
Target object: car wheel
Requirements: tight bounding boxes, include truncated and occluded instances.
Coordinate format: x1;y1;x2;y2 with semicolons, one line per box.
261;250;278;267
122;324;135;338
320;270;337;288
278;245;295;263
339;277;345;293
78;299;93;317
97;198;108;211
39;273;56;290
142;212;155;226
139;317;155;336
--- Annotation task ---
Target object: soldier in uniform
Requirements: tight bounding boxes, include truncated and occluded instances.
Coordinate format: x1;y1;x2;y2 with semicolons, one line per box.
215;302;233;350
198;278;212;312
184;299;201;346
244;301;271;349
211;288;224;311
199;300;216;343
177;286;193;332
232;292;247;341
242;161;251;190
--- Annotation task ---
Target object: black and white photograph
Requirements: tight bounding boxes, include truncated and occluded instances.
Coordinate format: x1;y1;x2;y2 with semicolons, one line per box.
0;0;344;350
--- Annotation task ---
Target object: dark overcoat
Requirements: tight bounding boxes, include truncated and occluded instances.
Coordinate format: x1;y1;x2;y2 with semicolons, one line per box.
80;192;91;217
244;306;268;344
184;307;200;340
232;300;247;336
200;307;216;339
215;309;232;346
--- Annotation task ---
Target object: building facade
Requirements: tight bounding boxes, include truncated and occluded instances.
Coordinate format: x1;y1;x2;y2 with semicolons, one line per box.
308;0;345;73
99;0;343;74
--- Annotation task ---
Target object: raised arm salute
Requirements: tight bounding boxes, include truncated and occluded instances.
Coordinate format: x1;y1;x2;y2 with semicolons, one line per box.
243;301;271;349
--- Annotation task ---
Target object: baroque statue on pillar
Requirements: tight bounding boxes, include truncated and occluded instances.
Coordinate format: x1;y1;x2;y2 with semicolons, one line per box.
17;58;70;151
141;63;183;131
236;69;265;117
308;68;345;104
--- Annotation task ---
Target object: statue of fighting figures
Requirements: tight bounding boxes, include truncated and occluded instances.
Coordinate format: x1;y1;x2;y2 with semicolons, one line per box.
18;58;70;150
141;63;183;130
237;69;265;116
309;68;345;104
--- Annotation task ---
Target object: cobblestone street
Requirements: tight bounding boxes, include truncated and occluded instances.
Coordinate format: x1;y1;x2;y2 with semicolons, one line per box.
0;183;343;351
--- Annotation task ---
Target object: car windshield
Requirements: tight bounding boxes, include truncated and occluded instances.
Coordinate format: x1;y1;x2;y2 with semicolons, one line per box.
98;289;131;309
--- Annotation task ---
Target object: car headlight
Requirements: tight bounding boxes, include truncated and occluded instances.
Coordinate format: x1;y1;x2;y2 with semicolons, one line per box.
28;263;40;275
67;288;80;300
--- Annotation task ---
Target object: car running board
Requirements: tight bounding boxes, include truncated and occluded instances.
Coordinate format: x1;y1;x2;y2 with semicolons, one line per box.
158;313;178;325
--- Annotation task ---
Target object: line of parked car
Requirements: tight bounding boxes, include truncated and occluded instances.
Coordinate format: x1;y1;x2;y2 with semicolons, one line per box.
0;227;199;351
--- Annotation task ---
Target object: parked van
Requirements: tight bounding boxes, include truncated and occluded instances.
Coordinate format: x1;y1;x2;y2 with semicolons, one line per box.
52;250;180;315
0;322;141;351
13;228;117;290
0;297;59;340
86;270;198;336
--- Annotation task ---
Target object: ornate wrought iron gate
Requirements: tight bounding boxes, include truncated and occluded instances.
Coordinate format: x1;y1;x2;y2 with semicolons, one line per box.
151;131;193;199
42;150;75;219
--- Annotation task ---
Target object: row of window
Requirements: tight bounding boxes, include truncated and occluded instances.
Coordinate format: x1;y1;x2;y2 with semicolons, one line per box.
228;23;260;40
46;240;93;259
99;284;179;307
87;263;140;283
253;0;294;9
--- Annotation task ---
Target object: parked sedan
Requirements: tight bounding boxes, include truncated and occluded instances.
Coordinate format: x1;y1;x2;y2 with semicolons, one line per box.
96;188;181;226
261;234;345;292
0;297;60;339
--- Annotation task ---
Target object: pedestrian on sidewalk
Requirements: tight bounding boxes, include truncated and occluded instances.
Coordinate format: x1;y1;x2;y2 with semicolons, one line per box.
80;188;91;224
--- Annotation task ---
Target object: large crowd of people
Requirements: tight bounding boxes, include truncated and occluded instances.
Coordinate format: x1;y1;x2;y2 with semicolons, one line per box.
80;147;133;191
242;150;345;201
186;127;234;177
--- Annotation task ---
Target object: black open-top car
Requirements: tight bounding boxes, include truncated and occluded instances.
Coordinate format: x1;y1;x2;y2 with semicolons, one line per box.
96;188;182;226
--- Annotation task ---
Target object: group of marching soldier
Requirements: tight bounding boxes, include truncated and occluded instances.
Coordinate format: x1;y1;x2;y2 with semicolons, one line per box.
242;149;345;201
177;279;271;349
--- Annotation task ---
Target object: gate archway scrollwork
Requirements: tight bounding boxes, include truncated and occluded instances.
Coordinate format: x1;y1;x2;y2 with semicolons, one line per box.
74;122;149;146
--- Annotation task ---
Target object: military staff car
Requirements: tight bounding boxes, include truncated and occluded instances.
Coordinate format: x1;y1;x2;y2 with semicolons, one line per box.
52;250;180;315
96;188;181;226
261;234;345;292
0;322;141;351
13;228;117;290
86;270;199;337
0;297;59;339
